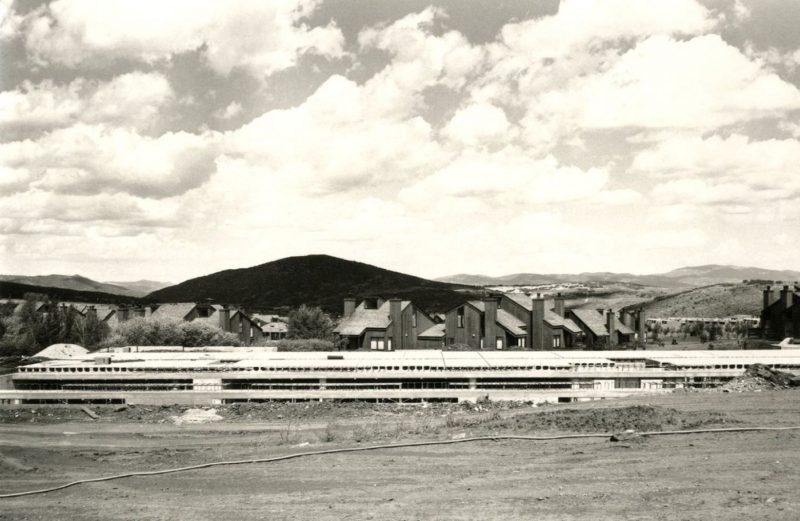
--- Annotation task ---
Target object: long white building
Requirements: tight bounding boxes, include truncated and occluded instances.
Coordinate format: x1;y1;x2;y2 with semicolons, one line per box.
2;345;799;405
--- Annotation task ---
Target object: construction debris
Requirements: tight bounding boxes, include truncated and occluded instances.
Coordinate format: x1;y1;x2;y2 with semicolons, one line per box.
80;406;99;420
610;430;641;442
721;364;800;393
171;408;223;425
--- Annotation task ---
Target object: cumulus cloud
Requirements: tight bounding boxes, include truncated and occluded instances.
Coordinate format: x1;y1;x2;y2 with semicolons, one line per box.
400;149;609;208
441;103;513;147
637;133;800;206
0;72;173;132
12;0;345;77
0;124;219;198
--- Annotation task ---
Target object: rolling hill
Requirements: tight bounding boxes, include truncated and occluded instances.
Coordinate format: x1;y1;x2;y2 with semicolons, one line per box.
633;282;765;318
0;274;171;297
437;264;800;288
103;280;173;296
148;254;475;314
0;280;145;305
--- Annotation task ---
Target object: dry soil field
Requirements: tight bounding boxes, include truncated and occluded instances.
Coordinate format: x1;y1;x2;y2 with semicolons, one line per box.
1;391;799;520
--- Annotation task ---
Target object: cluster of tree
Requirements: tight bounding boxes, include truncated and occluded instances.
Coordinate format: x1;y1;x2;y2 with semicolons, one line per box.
0;294;109;356
648;320;751;344
286;305;336;340
102;316;240;347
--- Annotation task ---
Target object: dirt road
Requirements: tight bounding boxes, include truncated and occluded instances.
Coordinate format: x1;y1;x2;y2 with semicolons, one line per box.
1;392;799;520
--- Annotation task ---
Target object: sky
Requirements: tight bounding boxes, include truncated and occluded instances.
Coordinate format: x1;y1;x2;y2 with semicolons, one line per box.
1;0;799;284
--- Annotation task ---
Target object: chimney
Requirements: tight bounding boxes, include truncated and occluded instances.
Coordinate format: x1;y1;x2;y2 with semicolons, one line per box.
637;309;647;343
389;298;402;350
343;298;356;318
219;305;231;332
530;294;545;350
606;309;617;348
763;286;775;310
780;285;793;309
120;305;130;322
554;293;565;317
483;297;498;350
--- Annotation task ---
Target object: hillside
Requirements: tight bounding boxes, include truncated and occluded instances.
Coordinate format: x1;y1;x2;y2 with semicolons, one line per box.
437;264;800;288
104;280;173;297
0;274;163;297
148;255;474;314
636;282;764;318
0;280;144;305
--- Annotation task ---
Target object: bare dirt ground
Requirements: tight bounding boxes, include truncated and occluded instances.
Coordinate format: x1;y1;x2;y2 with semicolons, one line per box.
1;391;800;520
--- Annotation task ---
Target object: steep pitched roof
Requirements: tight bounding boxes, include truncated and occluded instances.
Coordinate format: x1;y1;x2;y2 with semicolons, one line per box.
616;322;635;335
260;321;288;334
496;309;526;336
466;300;526;337
150;303;196;321
544;311;583;334
334;300;411;337
418;323;445;338
570;308;609;337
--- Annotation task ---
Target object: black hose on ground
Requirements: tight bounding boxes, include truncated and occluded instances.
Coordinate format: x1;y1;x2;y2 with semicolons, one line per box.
2;426;799;499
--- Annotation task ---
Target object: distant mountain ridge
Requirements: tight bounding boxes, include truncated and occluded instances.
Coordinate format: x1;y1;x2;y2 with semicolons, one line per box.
148;254;473;313
0;274;171;297
436;264;800;288
0;280;144;304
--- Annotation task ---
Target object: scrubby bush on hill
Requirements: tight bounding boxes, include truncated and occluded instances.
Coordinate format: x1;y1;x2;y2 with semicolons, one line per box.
102;317;240;348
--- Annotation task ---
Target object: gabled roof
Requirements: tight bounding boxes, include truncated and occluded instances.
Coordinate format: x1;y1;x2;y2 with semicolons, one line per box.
544;310;582;334
569;308;609;337
616;322;635;335
91;305;117;321
418;323;445;338
496;309;526;337
503;293;535;311
260;321;288;334
334;300;411;337
150;303;196;321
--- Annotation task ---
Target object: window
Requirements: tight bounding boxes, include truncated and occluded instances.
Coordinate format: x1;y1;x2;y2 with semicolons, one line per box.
552;335;562;348
197;307;210;318
496;338;503;350
519;337;526;348
412;313;417;328
457;308;465;328
387;339;392;351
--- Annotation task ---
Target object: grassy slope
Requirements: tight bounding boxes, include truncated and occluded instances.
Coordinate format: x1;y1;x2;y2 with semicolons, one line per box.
640;282;762;318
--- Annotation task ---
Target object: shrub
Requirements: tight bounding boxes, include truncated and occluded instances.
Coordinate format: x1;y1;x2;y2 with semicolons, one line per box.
287;305;335;340
276;339;335;352
102;317;240;347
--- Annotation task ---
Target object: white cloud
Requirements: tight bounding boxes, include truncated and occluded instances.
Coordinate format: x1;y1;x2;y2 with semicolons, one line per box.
400;148;609;207
497;0;713;60
224;74;446;195
441;103;513;147
637;133;800;206
214;101;243;120
0;72;173;131
0;123;219;198
15;0;345;77
539;35;800;131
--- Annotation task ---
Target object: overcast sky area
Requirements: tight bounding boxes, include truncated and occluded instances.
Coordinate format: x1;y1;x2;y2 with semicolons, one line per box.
1;0;799;283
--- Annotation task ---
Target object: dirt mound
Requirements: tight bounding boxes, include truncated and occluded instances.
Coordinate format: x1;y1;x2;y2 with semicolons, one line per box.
721;364;800;393
171;408;223;425
33;343;88;359
482;405;736;433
